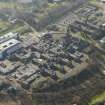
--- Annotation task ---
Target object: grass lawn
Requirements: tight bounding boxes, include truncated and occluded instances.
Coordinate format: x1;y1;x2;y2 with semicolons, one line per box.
0;21;27;36
0;2;24;10
0;2;16;9
88;91;105;105
88;0;97;5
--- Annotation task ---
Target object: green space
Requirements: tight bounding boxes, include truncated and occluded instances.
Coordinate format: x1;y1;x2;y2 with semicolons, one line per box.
0;20;29;36
88;91;105;105
0;2;23;9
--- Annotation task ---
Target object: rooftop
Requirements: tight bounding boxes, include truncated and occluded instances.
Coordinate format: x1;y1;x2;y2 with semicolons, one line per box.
0;39;21;52
0;32;18;44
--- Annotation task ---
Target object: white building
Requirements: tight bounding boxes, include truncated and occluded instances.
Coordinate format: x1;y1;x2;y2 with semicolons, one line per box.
0;32;18;44
0;39;22;59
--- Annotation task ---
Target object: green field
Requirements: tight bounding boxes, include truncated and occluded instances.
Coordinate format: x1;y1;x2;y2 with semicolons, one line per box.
0;2;23;9
88;91;105;105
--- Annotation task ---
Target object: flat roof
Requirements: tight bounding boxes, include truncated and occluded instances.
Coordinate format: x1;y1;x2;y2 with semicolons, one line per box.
0;32;17;44
0;39;21;52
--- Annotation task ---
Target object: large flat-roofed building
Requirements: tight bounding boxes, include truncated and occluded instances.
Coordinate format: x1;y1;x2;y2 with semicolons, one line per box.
0;39;22;59
0;32;18;44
